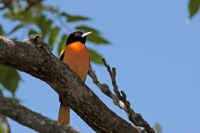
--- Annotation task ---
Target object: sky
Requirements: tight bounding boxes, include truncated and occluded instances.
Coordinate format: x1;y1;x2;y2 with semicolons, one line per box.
1;0;200;133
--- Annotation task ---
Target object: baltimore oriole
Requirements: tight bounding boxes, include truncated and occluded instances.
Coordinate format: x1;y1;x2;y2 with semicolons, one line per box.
57;31;92;126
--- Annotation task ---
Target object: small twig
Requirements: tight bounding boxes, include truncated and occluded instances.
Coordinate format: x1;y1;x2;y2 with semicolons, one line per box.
88;58;155;133
102;58;155;133
88;65;126;109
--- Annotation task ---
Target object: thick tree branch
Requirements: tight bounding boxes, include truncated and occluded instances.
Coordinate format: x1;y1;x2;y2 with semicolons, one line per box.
0;36;139;133
0;90;79;133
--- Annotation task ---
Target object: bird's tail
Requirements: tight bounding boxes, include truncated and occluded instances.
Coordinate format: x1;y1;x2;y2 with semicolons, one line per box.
57;104;70;126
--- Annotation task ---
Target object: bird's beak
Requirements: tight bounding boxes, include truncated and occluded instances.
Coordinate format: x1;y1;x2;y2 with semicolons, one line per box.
82;31;92;37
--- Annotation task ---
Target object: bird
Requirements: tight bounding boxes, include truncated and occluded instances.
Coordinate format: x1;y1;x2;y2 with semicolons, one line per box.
57;31;92;126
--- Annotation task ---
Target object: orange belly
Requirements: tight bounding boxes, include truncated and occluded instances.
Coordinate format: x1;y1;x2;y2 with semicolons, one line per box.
63;42;89;81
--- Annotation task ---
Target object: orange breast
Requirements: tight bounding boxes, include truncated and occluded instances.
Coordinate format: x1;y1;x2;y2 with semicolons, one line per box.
63;42;90;81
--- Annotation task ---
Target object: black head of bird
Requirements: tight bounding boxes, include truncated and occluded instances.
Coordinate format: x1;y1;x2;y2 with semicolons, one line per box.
66;31;92;45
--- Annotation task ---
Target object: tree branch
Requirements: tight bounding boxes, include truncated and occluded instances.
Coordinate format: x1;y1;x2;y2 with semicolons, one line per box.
88;60;155;133
0;90;79;133
88;65;126;110
102;59;154;133
0;36;139;133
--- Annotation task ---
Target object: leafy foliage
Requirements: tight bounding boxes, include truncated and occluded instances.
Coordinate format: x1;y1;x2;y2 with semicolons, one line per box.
0;124;4;133
0;25;4;35
0;65;20;96
0;1;109;96
153;123;162;133
61;13;90;22
7;24;23;35
48;26;60;46
189;0;200;18
89;49;103;64
58;34;67;54
76;25;109;44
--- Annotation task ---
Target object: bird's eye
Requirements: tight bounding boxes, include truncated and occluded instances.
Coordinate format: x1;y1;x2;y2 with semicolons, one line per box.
75;33;79;37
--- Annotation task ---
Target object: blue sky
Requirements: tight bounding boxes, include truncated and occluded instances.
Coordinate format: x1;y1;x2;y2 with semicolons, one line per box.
1;0;200;133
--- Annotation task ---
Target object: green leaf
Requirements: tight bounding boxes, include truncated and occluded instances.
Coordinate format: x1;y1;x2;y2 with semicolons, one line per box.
67;15;90;22
48;27;60;46
61;13;90;22
89;49;103;64
28;29;38;35
3;9;34;24
37;15;53;37
0;65;20;95
33;5;59;14
76;25;99;34
58;34;67;55
0;124;4;133
87;33;109;45
8;23;23;35
43;6;59;13
0;25;4;35
189;0;200;18
153;123;162;133
76;25;109;45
